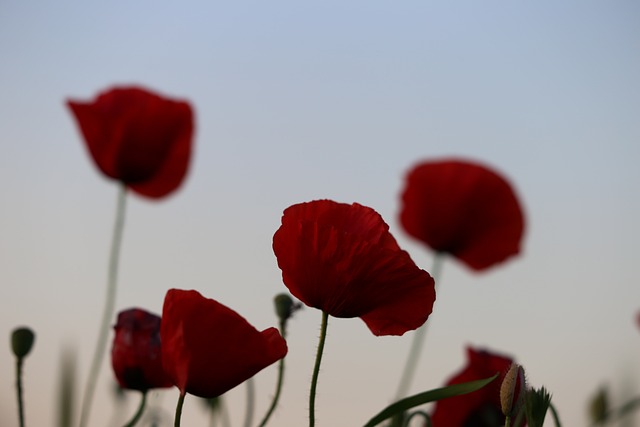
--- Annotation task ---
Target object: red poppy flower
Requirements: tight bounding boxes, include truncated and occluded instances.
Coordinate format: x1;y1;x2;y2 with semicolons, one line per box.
67;86;194;198
399;158;525;271
160;289;288;398
111;308;173;391
430;346;518;427
272;199;436;336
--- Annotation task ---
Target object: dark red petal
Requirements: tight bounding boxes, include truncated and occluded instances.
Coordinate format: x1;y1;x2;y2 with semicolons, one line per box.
111;308;173;391
400;159;525;271
160;289;287;398
430;346;514;427
67;86;194;199
273;200;435;336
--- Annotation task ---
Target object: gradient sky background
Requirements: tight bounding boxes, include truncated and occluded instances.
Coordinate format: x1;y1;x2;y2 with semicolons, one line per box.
1;1;639;426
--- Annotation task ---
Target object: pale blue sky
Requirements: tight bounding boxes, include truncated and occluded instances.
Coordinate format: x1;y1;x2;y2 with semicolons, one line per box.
1;1;639;426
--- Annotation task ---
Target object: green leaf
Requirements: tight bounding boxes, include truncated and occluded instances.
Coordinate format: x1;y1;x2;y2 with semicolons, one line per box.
362;373;499;427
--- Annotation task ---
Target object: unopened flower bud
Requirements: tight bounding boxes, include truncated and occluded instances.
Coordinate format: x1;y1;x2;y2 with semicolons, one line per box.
273;293;301;323
589;387;608;424
500;363;526;418
11;327;35;359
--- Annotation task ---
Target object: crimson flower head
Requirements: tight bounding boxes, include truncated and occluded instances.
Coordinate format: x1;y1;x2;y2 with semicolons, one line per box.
430;346;518;427
111;308;173;391
67;86;194;198
160;289;288;398
400;158;525;271
272;199;436;336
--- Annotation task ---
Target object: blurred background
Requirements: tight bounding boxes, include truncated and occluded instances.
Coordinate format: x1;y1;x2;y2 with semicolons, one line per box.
1;1;639;425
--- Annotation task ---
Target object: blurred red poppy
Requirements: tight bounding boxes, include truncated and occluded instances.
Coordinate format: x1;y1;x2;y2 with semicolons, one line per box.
272;199;436;336
400;158;525;271
430;346;518;427
160;289;287;398
67;86;194;198
111;308;173;391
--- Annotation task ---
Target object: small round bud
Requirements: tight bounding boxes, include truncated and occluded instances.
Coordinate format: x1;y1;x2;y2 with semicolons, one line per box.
500;363;526;418
589;387;608;424
11;327;35;359
273;293;301;322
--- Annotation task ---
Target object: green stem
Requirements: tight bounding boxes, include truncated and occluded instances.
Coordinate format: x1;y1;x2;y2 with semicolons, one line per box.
123;391;147;427
15;358;25;427
243;378;255;427
174;392;186;427
309;311;329;427
79;184;128;427
549;403;562;427
394;254;444;400
257;319;288;427
403;410;431;427
504;415;511;427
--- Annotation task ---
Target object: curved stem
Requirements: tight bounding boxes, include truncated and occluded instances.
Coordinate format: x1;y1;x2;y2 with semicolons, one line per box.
549;402;562;427
15;359;25;427
174;392;186;427
123;391;147;427
257;320;287;427
394;253;444;400
79;184;128;427
403;410;431;427
309;311;329;427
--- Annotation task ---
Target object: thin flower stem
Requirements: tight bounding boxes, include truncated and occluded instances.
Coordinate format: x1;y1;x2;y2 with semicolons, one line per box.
394;253;444;400
243;378;255;427
549;403;562;427
122;391;147;427
403;410;432;427
79;184;128;427
174;392;186;427
15;359;25;427
309;311;329;427
258;320;287;427
504;416;511;427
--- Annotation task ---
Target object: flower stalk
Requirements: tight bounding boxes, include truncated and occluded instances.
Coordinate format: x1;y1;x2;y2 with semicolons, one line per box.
123;392;147;427
309;311;329;427
79;184;128;427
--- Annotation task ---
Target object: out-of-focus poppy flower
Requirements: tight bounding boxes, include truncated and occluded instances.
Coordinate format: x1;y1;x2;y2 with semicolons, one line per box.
111;308;173;391
272;199;436;336
400;158;525;271
430;346;518;427
67;86;194;198
160;289;287;398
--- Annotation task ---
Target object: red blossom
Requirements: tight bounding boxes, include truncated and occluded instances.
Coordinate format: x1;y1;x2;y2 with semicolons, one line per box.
400;158;525;271
111;308;173;391
160;289;287;398
430;346;519;427
67;86;194;198
272;199;436;336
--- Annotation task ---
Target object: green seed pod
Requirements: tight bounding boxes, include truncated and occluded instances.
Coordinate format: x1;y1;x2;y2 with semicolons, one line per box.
11;327;35;359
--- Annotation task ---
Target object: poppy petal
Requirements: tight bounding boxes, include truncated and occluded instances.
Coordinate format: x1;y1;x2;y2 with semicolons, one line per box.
400;159;525;271
273;200;435;336
160;289;287;398
67;86;194;199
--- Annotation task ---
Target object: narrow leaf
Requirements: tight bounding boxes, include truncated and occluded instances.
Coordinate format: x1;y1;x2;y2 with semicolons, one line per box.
362;373;499;427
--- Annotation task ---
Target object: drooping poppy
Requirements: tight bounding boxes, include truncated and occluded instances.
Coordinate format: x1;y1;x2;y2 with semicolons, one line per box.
430;346;518;427
111;308;173;391
160;289;288;398
67;86;194;198
272;199;436;336
399;158;525;271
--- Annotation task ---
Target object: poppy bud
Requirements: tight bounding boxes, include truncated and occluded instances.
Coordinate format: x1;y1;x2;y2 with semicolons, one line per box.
588;387;608;424
500;363;526;418
274;293;302;324
11;327;35;359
